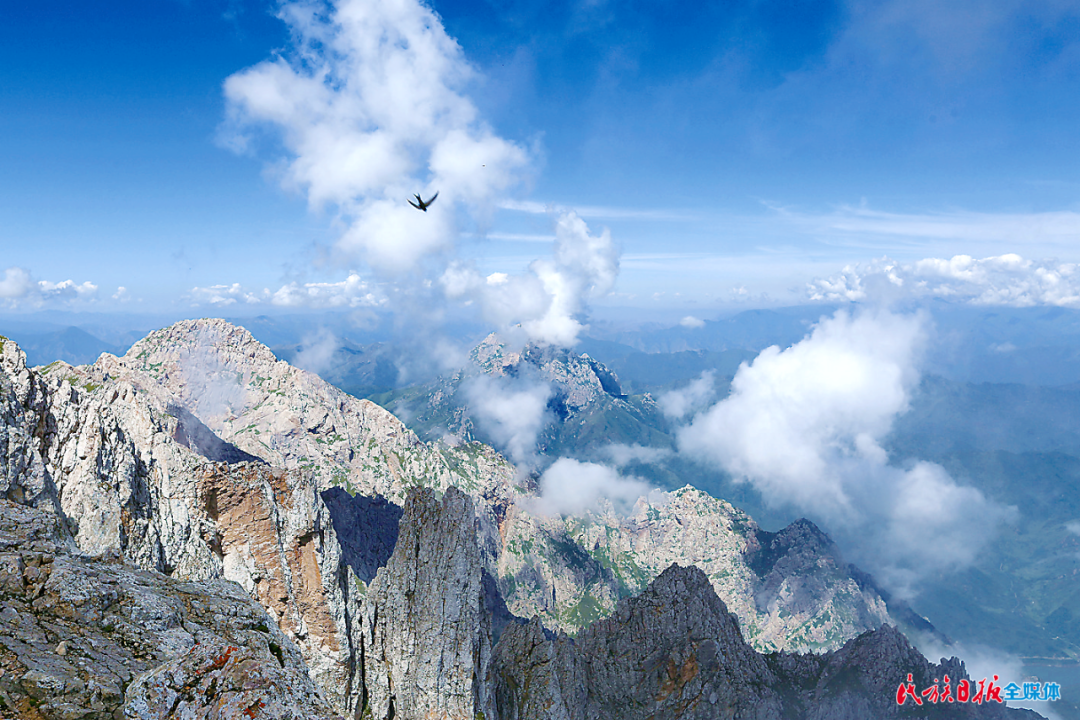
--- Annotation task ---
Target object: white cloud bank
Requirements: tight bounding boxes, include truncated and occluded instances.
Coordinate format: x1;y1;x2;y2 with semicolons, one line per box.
598;443;673;467
678;308;1015;595
221;0;530;273
463;374;553;468
221;0;622;349
809;254;1080;307
658;371;717;420
530;458;652;517
679;315;706;329
188;274;384;308
441;211;619;346
0;267;98;307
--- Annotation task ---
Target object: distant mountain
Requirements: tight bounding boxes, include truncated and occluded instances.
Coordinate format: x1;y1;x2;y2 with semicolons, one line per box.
0;325;123;366
272;338;404;398
376;333;928;652
589;302;1080;386
589;305;831;354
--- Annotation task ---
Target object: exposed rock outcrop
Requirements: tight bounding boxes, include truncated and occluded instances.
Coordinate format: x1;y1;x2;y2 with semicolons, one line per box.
120;320;516;503
496;486;890;652
0;324;511;715
491;565;1035;720
361;487;495;720
0;498;339;720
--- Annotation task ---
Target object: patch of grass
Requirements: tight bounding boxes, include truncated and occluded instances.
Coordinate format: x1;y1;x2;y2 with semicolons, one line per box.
562;592;603;629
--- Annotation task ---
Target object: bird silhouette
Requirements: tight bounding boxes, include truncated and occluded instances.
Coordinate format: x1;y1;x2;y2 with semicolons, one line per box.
408;191;438;211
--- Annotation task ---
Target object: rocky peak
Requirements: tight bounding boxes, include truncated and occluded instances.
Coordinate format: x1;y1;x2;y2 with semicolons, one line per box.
468;332;625;411
361;486;495;720
492;563;1033;720
118;320;517;504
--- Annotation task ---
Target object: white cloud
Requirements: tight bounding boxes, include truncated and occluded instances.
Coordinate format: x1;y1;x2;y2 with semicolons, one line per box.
112;286;130;302
677;308;1015;596
188;274;384;309
0;266;98;306
679;315;705;329
291;328;340;375
498;199;694;221
775;202;1080;249
0;268;34;299
530;458;652;517
658;371;717;420
270;273;384;308
598;443;673;467
1066;520;1080;536
462;374;553;468
809;253;1080;307
188;283;263;307
222;0;530;273
441;211;619;347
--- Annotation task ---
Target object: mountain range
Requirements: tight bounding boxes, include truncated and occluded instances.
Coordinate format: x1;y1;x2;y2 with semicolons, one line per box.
0;318;1051;718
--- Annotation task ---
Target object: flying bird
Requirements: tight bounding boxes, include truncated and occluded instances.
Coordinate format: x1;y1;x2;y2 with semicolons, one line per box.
408;191;438;212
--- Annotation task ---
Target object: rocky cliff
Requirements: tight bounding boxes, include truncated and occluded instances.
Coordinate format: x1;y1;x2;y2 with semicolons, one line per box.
347;485;1036;720
491;564;1036;720
0;497;339;719
360;487;494;720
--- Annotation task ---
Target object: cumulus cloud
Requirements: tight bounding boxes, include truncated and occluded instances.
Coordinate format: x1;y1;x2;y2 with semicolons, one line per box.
222;0;530;273
658;371;717;420
0;266;98;306
188;274;384;309
598;443;673;467
0;268;35;299
529;458;652;517
441;211;619;347
188;283;263;307
679;315;705;329
270;273;384;308
809;254;1080;307
677;308;1015;596
462;374;553;468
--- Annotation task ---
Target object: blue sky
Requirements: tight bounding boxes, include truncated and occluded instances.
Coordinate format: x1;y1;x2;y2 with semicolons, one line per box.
4;0;1080;320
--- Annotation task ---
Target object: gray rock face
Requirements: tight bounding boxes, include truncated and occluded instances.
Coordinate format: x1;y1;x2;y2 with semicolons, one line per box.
491;565;1036;720
492;565;783;720
123;643;337;720
0;498;339;720
495;486;890;652
0;323;511;715
361;487;494;720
